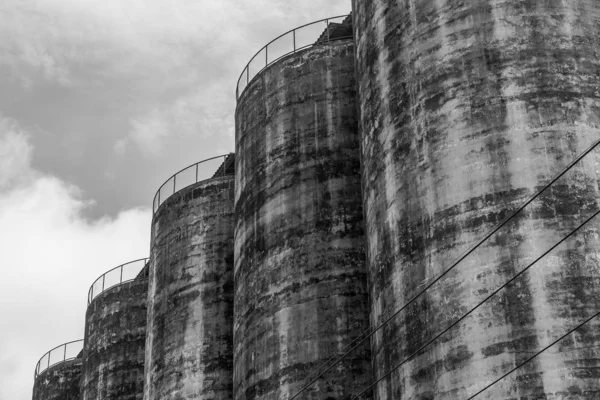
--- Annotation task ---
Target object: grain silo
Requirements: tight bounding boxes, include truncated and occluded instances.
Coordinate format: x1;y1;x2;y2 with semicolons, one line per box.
82;259;148;400
144;155;235;400
32;340;83;400
234;14;372;399
352;1;600;398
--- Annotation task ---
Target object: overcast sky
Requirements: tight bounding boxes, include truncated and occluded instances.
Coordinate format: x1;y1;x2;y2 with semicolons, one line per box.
0;1;351;398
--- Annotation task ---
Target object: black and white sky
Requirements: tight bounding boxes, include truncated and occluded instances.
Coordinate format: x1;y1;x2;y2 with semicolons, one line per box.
0;1;351;398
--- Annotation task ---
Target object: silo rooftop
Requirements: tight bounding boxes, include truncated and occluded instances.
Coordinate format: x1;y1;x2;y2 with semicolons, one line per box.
152;153;234;215
235;14;352;100
34;339;83;378
87;258;149;305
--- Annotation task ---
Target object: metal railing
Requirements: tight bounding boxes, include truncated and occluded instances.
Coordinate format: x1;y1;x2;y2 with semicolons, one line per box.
34;339;83;378
236;14;352;100
87;258;148;305
152;154;234;214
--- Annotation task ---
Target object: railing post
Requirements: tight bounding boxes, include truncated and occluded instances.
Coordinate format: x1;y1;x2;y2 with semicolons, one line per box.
47;355;50;369
247;67;249;84
266;46;268;66
64;345;67;361
158;191;161;209
120;265;124;283
173;175;176;194
293;30;296;51
223;156;226;176
102;275;105;291
326;19;330;41
196;164;199;183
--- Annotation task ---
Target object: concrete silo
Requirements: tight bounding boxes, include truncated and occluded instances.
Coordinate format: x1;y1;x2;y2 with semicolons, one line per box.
352;1;600;399
234;15;372;399
32;340;83;400
144;155;235;400
82;259;148;400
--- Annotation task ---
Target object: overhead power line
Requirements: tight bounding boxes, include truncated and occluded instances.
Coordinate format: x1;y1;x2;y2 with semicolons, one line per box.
350;208;600;399
467;309;600;399
289;138;600;400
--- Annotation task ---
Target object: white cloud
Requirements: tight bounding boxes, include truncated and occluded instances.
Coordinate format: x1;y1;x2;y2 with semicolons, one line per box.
120;80;235;157
0;118;151;400
0;118;34;190
127;109;171;157
0;0;271;87
1;0;351;158
113;138;128;155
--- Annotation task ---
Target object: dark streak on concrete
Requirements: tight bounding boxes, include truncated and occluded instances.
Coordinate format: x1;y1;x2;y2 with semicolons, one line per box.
234;39;372;399
32;359;82;400
145;175;235;400
353;0;600;398
82;279;147;400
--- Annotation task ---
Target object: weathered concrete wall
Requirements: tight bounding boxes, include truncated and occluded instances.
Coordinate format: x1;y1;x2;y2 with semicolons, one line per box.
32;359;82;400
234;39;372;400
353;1;600;399
145;175;235;400
82;279;147;400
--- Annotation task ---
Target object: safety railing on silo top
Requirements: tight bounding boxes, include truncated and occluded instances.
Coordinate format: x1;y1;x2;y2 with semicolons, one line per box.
152;153;234;214
87;258;149;305
34;339;84;379
236;14;353;100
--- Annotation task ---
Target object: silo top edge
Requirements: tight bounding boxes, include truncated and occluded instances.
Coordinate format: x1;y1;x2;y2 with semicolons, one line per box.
235;13;353;102
86;258;149;306
152;153;235;215
33;339;84;379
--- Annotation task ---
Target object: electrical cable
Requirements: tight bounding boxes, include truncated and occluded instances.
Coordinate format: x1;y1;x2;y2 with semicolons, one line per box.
289;138;600;400
350;208;600;399
466;309;600;399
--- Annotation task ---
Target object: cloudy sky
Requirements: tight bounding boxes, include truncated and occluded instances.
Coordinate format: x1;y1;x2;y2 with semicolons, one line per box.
0;0;351;398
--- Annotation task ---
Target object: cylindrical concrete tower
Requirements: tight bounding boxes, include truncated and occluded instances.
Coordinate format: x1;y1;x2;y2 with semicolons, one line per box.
144;155;235;400
234;16;372;399
82;259;148;400
32;341;83;400
353;1;600;399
